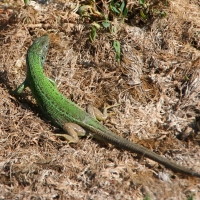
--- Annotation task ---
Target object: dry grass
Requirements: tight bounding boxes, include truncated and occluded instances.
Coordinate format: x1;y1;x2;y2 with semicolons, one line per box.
0;0;200;199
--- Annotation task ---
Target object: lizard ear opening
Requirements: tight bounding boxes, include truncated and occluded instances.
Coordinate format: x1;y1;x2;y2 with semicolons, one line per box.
41;56;45;64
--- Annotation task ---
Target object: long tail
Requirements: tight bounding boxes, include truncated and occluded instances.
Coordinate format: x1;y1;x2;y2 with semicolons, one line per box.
84;121;200;177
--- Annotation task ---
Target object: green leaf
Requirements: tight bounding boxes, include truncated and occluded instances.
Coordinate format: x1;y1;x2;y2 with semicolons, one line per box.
90;26;97;41
120;1;125;12
24;0;29;5
112;6;120;14
110;0;115;7
123;7;128;18
187;194;194;200
113;40;121;62
102;20;110;28
139;0;145;5
113;41;120;53
111;26;115;33
161;11;166;17
110;0;120;14
144;195;151;200
140;10;147;19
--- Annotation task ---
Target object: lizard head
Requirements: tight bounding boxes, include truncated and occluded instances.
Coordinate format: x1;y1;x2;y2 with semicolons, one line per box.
28;34;50;65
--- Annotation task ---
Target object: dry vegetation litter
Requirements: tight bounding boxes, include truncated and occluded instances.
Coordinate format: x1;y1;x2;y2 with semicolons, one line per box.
0;0;200;199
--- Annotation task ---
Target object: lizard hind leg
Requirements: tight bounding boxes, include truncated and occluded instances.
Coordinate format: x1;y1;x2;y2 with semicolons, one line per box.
86;103;120;121
56;122;86;143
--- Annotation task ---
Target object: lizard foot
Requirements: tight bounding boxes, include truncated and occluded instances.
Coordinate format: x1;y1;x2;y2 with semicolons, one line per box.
55;122;86;143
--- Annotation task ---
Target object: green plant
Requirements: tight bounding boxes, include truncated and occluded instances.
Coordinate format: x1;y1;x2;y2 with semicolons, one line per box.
24;0;29;6
109;0;128;20
138;0;167;21
187;194;194;200
78;0;128;61
139;0;149;20
143;194;151;200
113;40;120;62
89;22;101;41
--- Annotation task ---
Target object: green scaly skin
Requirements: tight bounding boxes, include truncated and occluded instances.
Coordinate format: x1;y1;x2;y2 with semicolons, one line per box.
14;34;200;177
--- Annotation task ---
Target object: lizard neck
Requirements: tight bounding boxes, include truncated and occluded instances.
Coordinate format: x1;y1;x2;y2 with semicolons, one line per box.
26;50;44;78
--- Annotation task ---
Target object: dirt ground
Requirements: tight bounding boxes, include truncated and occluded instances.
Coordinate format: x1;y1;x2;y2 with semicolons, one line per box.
0;0;200;199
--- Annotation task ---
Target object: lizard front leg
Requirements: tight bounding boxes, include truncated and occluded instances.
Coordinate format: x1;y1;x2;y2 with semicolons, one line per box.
56;122;86;143
12;79;29;95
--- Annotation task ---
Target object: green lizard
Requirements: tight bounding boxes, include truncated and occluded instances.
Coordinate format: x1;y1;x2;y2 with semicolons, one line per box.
13;34;200;177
